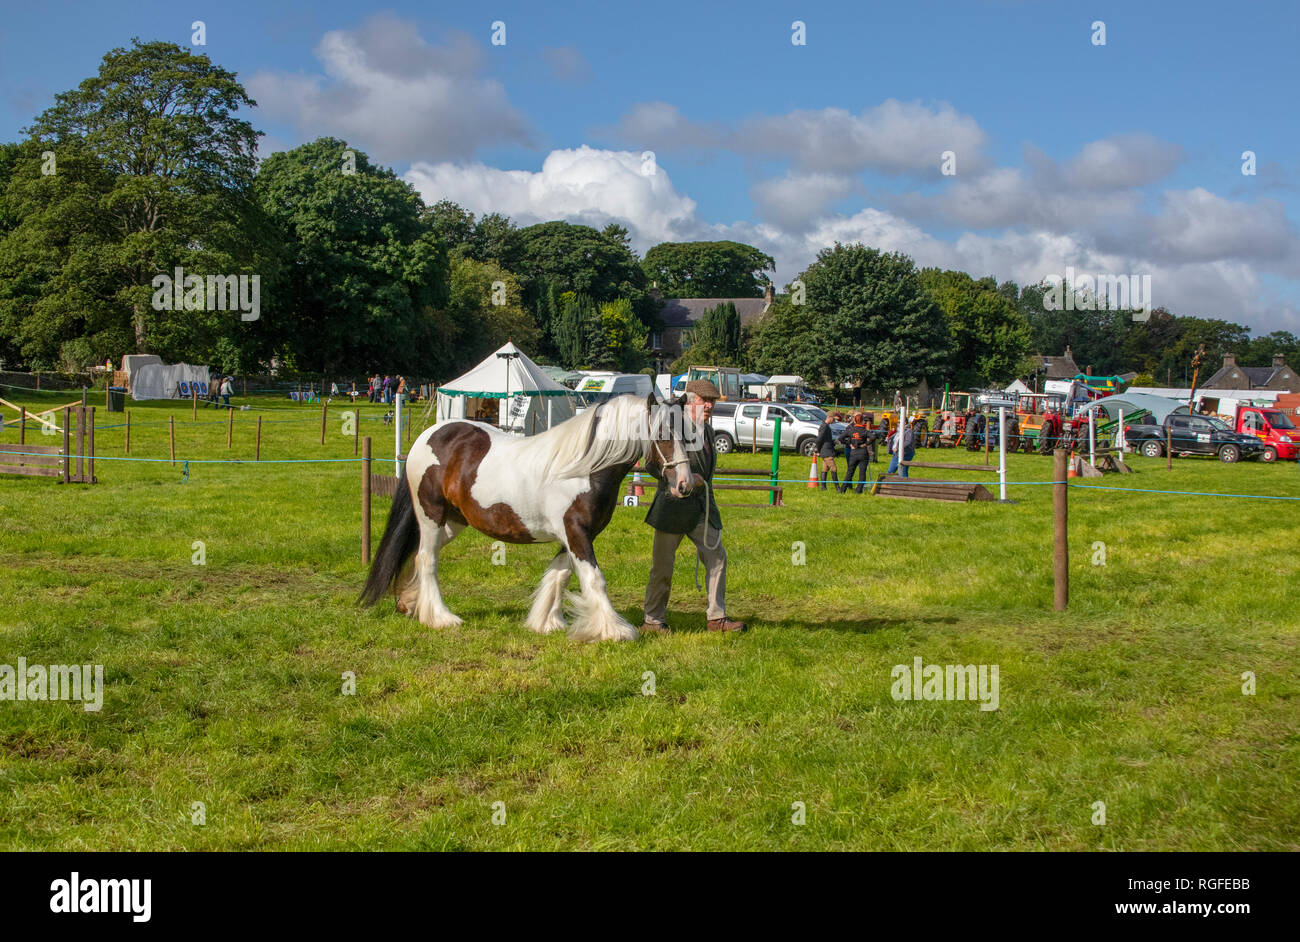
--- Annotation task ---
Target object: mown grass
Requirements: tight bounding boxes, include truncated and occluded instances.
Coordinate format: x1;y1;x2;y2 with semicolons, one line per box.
1;390;1297;850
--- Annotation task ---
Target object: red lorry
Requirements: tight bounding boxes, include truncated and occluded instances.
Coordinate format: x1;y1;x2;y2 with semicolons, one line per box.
1234;406;1300;462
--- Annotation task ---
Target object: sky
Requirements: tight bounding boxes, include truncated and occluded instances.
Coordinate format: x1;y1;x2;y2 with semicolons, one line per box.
2;0;1298;333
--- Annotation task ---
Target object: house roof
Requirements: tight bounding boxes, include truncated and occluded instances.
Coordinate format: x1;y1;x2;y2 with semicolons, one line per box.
659;297;770;329
1032;348;1080;380
1203;363;1296;389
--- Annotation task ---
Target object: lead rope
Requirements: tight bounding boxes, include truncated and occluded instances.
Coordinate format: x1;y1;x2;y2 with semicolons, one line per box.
694;441;721;591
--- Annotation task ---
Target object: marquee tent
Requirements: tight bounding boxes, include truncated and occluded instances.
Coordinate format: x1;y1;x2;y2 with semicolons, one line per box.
436;342;575;434
1073;392;1190;424
130;362;211;401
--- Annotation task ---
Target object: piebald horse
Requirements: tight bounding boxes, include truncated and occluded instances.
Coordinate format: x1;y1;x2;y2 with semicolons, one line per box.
360;394;692;642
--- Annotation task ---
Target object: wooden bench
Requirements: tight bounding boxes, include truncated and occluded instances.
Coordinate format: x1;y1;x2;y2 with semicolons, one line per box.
872;473;994;502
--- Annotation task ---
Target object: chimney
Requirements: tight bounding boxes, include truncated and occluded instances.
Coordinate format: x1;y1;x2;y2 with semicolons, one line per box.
1223;352;1237;368
1274;353;1286;368
763;282;775;309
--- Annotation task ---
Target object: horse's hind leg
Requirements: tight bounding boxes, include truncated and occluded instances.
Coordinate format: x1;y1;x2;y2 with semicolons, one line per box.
526;549;572;635
407;521;465;629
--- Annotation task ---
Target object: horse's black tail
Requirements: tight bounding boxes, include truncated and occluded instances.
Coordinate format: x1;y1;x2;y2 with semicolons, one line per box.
360;479;420;607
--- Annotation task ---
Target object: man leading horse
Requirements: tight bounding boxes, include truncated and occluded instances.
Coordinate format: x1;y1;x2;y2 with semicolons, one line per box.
640;379;746;635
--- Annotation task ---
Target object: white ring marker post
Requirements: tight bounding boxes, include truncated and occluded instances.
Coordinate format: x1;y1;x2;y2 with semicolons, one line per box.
998;406;1007;501
1117;408;1125;466
395;392;404;479
1089;409;1096;466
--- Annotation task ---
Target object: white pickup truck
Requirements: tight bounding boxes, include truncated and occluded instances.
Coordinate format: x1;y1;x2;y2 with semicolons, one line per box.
709;401;844;456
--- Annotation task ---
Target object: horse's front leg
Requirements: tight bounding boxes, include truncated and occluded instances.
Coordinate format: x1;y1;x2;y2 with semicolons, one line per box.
525;549;572;635
563;532;637;643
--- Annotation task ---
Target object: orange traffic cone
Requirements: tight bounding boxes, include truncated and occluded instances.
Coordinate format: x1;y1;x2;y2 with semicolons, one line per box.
632;469;644;497
807;457;819;488
1068;455;1080;479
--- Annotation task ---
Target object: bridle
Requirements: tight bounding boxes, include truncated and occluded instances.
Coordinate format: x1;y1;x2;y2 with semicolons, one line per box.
648;403;692;493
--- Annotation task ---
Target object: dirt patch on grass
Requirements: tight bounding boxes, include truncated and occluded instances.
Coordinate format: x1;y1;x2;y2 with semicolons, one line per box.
0;730;94;762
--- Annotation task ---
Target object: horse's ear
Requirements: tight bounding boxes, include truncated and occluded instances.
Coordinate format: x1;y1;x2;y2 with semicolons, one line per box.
646;391;657;412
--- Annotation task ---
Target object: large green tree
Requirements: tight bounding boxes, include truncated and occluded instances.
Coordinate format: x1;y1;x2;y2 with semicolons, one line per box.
920;268;1030;387
255;138;449;376
446;256;539;367
598;297;649;372
750;298;825;382
551;291;606;370
3;40;271;367
682;300;743;367
642;240;774;298
504;221;653;357
422;199;521;266
804;244;950;389
1240;330;1300;368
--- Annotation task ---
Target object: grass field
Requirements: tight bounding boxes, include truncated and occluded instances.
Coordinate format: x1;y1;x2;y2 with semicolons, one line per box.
1;389;1298;850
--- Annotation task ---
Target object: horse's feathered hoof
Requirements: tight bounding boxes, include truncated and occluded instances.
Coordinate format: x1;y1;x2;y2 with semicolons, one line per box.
563;592;638;642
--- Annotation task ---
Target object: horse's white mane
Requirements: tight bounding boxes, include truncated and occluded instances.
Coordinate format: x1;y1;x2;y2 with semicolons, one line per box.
516;394;654;480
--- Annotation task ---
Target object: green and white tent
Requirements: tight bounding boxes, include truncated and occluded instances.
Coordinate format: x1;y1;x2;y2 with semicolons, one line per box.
436;341;575;434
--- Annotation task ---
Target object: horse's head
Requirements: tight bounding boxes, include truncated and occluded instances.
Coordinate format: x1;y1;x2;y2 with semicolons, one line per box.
644;393;692;499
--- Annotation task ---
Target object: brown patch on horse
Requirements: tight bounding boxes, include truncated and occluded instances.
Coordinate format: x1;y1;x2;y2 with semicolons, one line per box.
562;462;635;563
419;423;536;543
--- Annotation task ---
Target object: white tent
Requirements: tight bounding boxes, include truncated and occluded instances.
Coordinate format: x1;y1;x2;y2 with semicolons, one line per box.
436;341;575;434
130;362;211;400
1003;379;1032;395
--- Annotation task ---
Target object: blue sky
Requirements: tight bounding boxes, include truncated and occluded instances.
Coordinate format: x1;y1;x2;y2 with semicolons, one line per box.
2;0;1297;331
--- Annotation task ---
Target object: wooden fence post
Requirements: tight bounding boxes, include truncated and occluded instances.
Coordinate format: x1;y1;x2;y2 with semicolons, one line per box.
62;407;70;484
227;407;233;449
256;415;262;461
192;386;197;420
169;415;176;467
320;401;327;446
76;407;85;482
125;409;131;454
18;407;24;445
362;436;372;565
1166;424;1172;471
1053;448;1068;612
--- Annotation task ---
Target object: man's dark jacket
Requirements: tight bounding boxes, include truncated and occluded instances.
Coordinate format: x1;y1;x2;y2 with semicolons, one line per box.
837;422;873;457
645;421;722;534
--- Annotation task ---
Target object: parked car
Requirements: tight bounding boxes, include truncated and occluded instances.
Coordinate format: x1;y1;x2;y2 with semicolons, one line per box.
1125;412;1264;463
710;401;844;456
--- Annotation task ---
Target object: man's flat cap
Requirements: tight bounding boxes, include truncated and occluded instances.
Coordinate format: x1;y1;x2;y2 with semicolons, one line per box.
684;379;721;400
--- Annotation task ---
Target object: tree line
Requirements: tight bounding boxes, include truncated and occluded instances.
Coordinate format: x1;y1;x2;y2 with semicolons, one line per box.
1;40;1293;390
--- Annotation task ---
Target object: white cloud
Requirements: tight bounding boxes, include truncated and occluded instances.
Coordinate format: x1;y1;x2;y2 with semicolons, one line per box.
247;13;531;163
406;145;1299;334
605;99;990;177
1061;134;1183;189
750;172;859;231
405;146;699;247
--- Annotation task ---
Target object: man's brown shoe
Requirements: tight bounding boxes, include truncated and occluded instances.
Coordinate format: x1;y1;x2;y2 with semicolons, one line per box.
707;617;746;633
640;621;671;636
